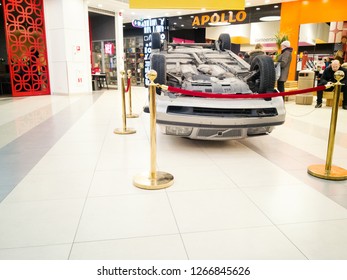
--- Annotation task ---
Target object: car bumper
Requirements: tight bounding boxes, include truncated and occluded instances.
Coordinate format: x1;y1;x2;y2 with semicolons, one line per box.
156;95;286;140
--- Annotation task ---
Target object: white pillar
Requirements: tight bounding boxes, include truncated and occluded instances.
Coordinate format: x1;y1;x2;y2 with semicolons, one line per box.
44;0;92;94
115;11;125;90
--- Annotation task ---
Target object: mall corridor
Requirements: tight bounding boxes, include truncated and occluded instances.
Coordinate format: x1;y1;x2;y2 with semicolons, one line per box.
0;88;347;260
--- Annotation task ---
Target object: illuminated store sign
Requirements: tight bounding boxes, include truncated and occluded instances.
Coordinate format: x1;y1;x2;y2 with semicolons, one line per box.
132;19;144;28
143;17;168;86
104;43;115;55
192;11;247;27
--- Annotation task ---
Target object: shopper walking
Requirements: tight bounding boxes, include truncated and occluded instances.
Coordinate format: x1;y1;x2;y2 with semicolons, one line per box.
315;59;347;109
276;40;293;93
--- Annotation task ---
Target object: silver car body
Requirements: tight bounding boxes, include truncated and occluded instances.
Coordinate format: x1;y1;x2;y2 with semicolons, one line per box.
151;40;286;140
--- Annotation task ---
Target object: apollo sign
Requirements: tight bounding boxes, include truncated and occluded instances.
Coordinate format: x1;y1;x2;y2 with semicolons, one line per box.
192;11;247;27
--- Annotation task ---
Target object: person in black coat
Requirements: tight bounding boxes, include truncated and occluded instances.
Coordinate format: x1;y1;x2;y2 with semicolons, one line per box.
315;59;347;109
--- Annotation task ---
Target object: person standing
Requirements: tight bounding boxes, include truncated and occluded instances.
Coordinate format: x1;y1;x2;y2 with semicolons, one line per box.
315;59;347;110
249;43;265;64
276;40;293;93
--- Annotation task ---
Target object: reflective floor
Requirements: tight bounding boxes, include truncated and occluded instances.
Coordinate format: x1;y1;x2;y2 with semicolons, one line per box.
0;88;347;260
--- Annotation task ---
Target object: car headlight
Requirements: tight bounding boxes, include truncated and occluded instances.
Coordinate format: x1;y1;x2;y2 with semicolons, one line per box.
166;126;193;136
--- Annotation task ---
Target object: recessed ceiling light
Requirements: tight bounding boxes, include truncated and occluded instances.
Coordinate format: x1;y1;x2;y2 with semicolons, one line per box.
181;24;184;27
259;16;281;21
179;16;182;19
208;22;231;26
190;15;194;18
274;5;279;8
256;7;261;10
174;22;177;25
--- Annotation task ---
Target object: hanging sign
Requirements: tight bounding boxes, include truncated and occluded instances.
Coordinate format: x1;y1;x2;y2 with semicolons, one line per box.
129;0;245;10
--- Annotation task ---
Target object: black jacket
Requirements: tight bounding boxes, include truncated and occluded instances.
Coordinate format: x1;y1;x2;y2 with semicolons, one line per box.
319;66;347;85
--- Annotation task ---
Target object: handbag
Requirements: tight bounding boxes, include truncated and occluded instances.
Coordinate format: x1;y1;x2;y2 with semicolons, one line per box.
275;63;281;80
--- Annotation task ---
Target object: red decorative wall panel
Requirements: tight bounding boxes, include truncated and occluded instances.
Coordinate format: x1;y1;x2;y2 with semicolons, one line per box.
3;0;50;96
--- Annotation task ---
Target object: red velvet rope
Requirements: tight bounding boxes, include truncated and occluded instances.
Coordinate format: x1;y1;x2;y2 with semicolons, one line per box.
166;85;327;99
125;78;131;92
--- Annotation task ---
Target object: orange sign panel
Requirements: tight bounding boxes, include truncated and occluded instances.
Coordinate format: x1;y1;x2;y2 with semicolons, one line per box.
129;0;245;10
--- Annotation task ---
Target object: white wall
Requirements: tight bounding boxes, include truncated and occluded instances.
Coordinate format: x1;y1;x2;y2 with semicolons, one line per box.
299;23;330;45
206;24;251;40
250;21;280;45
44;0;92;94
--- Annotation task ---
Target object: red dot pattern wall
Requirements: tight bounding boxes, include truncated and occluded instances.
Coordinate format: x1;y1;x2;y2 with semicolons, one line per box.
3;0;50;96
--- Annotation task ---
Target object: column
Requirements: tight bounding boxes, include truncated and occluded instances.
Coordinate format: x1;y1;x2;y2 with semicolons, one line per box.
44;0;92;94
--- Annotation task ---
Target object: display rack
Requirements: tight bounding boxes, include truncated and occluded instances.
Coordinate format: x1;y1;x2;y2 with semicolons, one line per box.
124;37;144;86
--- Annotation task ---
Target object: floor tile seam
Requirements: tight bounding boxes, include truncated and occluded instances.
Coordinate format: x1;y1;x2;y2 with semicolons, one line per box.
274;217;347;227
240;138;347;209
71;233;183;246
1;196;91;205
0;92;104;202
0;242;72;252
0;102;70;149
230;186;310;259
0;94;100;154
0;96;79;128
67;107;129;260
163;190;190;260
276;117;347;149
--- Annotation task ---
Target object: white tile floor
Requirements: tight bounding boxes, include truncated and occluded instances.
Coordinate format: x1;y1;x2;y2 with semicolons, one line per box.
0;88;347;260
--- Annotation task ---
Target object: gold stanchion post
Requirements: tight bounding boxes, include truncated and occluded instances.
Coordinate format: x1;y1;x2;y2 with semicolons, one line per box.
126;70;139;118
114;70;136;135
308;70;347;180
133;70;174;189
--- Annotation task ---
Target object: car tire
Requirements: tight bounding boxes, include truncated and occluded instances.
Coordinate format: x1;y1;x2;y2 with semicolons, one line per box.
249;55;276;93
151;53;166;94
151;32;161;50
218;33;231;51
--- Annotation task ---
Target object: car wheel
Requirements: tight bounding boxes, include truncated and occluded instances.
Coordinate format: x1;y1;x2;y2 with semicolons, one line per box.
218;33;231;51
151;53;166;94
248;55;275;93
151;32;161;50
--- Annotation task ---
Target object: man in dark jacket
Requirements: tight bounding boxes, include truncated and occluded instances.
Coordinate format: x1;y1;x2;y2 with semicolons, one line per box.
315;59;347;110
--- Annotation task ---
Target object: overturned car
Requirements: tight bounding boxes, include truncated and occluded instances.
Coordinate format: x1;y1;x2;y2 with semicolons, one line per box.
150;33;286;140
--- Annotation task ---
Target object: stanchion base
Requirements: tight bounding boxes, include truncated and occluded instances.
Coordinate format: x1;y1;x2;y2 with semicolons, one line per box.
133;171;174;190
114;128;136;135
308;164;347;181
126;113;139;118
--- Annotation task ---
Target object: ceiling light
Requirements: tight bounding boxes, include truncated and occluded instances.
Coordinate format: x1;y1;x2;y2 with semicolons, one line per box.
259;16;281;21
181;24;184;27
274;5;279;8
179;16;182;19
208;22;231;26
190;15;194;18
256;7;260;10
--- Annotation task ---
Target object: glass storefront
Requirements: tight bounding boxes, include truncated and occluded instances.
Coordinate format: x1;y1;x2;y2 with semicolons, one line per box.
91;40;117;86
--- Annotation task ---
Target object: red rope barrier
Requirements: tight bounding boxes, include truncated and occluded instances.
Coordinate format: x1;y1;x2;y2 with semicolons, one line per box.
125;78;131;92
166;85;327;99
